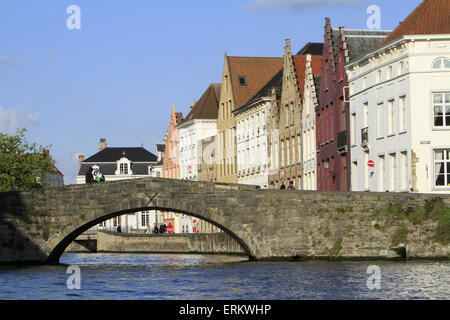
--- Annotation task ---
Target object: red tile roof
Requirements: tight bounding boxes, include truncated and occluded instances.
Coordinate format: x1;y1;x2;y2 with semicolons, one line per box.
227;56;283;109
292;55;322;100
380;0;450;46
182;83;221;122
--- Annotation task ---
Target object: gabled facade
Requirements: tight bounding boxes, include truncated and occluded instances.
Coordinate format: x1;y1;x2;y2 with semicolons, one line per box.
302;54;322;190
346;0;450;194
234;68;283;188
178;83;220;181
163;106;183;179
316;18;391;191
216;54;283;184
271;40;322;189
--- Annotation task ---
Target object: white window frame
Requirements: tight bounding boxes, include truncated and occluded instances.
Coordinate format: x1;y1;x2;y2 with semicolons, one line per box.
432;92;450;129
433;148;450;189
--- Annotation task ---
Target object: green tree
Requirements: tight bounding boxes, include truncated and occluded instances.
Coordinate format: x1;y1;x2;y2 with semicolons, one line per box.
0;128;55;192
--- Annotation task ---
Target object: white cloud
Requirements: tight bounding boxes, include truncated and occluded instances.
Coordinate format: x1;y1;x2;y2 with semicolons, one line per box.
55;152;84;186
0;104;41;135
247;0;362;9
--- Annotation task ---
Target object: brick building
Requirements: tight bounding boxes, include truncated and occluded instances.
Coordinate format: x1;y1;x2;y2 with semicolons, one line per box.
316;19;390;191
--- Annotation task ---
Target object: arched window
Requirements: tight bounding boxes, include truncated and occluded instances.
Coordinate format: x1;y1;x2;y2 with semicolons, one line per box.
398;61;404;75
432;57;450;69
376;70;382;83
387;66;393;80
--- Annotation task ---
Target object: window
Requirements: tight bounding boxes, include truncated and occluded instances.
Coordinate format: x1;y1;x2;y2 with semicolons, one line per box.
363;102;369;128
120;163;128;174
434;149;450;187
364;152;370;191
378;155;385;192
285;106;289;126
141;212;149;227
351;113;356;145
286;139;290;166
377;103;384;138
238;76;247;86
432;57;450;69
399;96;407;132
389;153;397;191
398;61;404;75
376;70;382;83
400;152;408;191
433;93;450;127
387;66;393;80
387;100;395;135
362;77;367;90
351;161;358;190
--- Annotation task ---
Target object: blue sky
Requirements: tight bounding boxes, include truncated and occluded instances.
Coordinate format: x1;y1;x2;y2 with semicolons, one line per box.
0;0;423;184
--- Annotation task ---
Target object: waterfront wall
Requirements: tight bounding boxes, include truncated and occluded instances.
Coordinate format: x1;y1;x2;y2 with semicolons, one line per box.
96;230;244;254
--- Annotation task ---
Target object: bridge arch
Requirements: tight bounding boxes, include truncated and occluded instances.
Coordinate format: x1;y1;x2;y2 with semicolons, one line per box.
47;206;255;264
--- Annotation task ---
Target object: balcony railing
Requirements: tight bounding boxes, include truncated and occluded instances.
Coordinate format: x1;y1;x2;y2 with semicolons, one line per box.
337;130;347;151
361;127;369;146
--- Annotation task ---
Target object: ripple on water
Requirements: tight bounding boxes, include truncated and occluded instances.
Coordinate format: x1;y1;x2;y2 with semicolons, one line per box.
0;254;448;299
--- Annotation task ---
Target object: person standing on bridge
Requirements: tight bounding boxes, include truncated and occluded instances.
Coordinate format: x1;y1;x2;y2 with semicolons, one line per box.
153;223;159;233
280;182;286;190
167;223;174;234
85;167;95;184
94;168;105;182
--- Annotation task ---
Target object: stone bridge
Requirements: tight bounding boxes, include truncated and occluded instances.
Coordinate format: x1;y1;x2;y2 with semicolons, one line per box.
0;177;449;264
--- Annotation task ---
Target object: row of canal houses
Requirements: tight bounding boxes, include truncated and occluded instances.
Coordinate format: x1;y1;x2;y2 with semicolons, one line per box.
163;0;450;195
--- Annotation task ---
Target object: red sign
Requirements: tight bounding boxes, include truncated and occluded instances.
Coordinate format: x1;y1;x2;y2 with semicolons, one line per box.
368;160;375;167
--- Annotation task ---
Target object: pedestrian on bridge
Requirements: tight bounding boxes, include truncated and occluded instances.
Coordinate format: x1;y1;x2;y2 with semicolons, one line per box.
85;167;95;184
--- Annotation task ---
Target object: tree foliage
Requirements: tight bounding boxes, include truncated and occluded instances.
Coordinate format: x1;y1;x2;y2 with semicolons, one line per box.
0;128;55;192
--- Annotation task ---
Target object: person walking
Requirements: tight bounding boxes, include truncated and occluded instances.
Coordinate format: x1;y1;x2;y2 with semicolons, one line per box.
287;181;296;190
153;223;159;233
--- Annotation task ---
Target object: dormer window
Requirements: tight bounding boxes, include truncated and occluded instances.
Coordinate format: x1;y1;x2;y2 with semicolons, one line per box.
116;157;132;175
238;76;247;86
120;163;128;174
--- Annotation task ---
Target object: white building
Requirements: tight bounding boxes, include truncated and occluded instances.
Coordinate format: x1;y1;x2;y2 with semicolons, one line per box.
178;84;220;181
234;70;282;189
301;54;322;190
76;139;164;232
346;0;450;194
177;84;220;232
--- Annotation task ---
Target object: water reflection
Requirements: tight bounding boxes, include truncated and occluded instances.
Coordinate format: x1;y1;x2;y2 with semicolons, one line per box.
0;253;448;300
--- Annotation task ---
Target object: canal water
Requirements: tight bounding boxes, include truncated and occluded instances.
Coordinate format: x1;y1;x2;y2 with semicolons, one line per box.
0;253;448;299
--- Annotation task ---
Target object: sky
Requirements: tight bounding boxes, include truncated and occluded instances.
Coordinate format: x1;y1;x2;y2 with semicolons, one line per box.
0;0;423;185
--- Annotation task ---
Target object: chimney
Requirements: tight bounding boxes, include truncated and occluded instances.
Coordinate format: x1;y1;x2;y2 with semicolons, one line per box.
141;143;144;148
99;138;107;151
78;154;85;170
